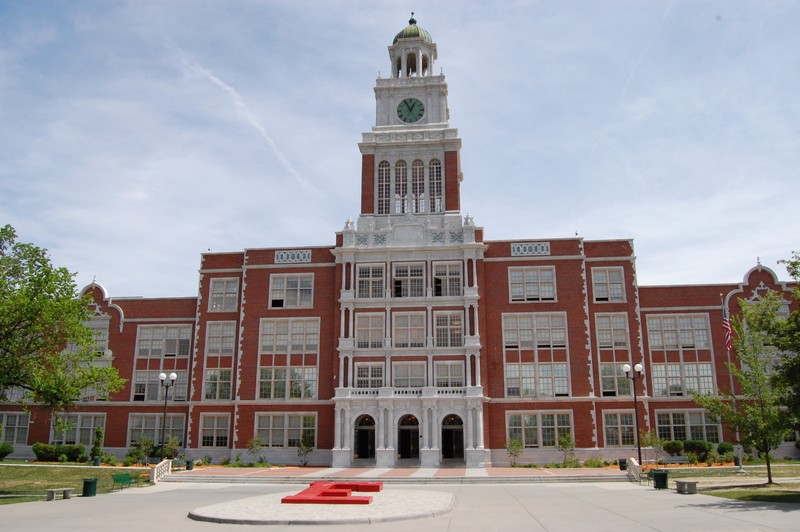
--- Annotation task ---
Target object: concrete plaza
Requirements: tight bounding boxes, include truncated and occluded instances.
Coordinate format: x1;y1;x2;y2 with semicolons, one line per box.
1;467;798;531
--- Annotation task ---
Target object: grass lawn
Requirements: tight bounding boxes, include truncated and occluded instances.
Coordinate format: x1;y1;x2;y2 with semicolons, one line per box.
0;464;150;505
703;484;800;504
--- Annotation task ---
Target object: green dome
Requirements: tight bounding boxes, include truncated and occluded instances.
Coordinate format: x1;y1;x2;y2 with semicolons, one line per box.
393;16;432;44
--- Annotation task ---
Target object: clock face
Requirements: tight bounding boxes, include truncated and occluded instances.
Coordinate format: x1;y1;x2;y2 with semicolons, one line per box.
397;98;425;123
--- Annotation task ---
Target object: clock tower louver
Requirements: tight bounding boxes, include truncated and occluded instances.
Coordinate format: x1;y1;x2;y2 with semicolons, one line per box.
332;17;489;467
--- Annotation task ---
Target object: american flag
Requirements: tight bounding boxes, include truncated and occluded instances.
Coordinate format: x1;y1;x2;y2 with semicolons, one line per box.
722;305;733;351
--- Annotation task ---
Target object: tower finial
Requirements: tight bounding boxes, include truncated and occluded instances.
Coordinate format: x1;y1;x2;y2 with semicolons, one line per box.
409;12;416;25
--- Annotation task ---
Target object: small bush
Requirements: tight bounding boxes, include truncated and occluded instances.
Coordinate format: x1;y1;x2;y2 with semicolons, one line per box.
662;440;683;456
0;442;14;460
582;457;607;468
32;442;87;462
717;442;734;455
722;451;735;463
219;456;231;466
683;440;713;462
101;452;118;466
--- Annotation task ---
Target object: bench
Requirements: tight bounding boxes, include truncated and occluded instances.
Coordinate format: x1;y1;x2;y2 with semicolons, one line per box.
112;473;132;490
664;456;690;465
45;488;74;501
675;480;698;494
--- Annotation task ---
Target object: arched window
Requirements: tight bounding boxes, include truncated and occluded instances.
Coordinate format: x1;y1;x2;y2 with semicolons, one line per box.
395;160;408;214
377;161;390;214
395;58;402;78
406;52;417;76
429;159;442;213
411;159;425;213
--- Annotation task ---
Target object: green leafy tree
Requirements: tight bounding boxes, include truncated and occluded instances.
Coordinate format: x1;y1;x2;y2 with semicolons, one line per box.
557;433;576;467
246;437;265;463
297;434;314;466
506;438;523;466
90;426;104;459
692;309;791;484
745;252;800;429
0;225;125;409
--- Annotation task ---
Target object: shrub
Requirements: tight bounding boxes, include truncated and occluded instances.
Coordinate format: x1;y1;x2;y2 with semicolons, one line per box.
582;457;606;468
101;452;118;466
32;443;86;462
90;426;104;459
683;440;713;462
717;442;734;455
0;442;14;460
506;438;523;466
662;440;683;456
219;455;231;466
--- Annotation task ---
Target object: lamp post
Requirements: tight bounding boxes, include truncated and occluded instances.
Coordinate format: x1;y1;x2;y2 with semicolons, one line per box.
623;363;644;466
159;372;178;461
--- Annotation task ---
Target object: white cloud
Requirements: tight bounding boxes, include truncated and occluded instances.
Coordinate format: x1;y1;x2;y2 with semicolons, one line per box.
0;1;798;297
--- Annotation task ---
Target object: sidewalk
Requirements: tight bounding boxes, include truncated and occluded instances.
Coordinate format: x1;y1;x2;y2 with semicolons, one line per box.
164;464;630;484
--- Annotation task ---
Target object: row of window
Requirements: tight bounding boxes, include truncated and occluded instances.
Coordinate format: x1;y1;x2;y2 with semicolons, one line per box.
354;361;466;389
506;410;720;448
376;159;443;215
204;265;629;313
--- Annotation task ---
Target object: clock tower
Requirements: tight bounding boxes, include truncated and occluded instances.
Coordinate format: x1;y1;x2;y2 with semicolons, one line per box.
359;15;462;217
333;17;488;469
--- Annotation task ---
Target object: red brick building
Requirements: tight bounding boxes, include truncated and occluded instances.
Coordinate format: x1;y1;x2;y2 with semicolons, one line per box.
2;18;797;466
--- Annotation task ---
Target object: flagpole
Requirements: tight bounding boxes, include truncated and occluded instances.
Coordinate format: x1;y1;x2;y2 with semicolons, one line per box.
720;293;739;442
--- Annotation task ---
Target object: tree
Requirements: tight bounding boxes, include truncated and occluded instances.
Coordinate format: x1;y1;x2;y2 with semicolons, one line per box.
692;309;791;484
749;252;800;429
506;438;523;466
296;434;314;466
0;225;124;409
557;433;576;467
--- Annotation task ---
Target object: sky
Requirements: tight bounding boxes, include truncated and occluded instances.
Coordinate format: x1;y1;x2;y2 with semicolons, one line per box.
1;1;798;298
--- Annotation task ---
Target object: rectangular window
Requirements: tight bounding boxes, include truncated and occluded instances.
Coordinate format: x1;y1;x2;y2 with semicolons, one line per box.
507;412;571;448
433;262;463;297
206;322;236;356
132;371;188;402
201;415;229;447
651;363;713;397
356;265;385;298
656;411;719;443
434;311;463;347
51;414;105;446
258;367;317;400
204;369;232;400
355;313;385;349
0;413;29;445
393;263;425;298
128;414;184;446
393;363;426;388
136;325;192;358
255;414;316;448
260;319;319;354
393;312;426;348
505;363;568;397
604;412;635;447
596;314;629;348
435;362;465;388
592;267;625;302
209;278;239;311
600;364;632;397
502;313;566;351
509;266;556;302
269;273;313;308
355;363;384;388
647;314;710;349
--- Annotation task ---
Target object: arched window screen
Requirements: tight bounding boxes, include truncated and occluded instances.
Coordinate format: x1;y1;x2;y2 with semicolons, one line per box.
411;159;425;213
429;159;442;213
377;161;391;214
395;160;408;213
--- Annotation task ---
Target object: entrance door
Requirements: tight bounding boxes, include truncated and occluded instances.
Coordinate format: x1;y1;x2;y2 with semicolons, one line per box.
397;415;420;459
441;414;464;460
354;415;375;459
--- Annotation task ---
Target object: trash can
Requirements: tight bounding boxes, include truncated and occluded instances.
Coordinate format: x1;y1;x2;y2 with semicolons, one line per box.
186;460;193;471
618;458;627;471
82;478;98;497
652;469;668;490
93;456;101;466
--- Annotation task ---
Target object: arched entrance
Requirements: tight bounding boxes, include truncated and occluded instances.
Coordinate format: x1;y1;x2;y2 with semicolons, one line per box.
397;415;420;459
353;415;375;460
441;414;464;460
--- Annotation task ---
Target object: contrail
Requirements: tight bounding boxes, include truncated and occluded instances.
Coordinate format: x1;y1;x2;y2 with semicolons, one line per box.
591;1;675;156
171;47;318;193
